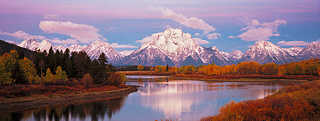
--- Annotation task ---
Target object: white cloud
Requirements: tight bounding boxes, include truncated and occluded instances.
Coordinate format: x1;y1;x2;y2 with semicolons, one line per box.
207;33;221;40
110;43;137;48
236;19;287;41
136;36;153;43
277;40;310;46
39;21;104;43
194;33;200;36
160;8;215;34
238;28;278;41
0;30;47;40
193;38;209;45
119;50;134;56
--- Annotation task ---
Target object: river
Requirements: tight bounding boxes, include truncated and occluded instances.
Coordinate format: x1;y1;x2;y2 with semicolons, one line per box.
0;75;296;121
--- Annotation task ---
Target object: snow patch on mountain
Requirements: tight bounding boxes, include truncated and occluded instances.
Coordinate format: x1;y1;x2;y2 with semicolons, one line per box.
83;40;121;62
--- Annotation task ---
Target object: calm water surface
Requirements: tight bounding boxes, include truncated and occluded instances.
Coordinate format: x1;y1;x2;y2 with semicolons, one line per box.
1;75;295;121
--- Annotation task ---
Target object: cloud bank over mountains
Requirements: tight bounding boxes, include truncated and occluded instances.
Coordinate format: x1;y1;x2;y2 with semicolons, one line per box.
0;16;317;56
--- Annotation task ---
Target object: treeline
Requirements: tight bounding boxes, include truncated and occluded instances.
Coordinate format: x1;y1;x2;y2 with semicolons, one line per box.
0;48;125;86
148;59;320;76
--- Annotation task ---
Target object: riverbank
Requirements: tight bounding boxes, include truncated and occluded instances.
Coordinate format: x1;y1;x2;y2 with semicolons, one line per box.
0;85;137;113
170;74;314;82
121;71;317;82
120;71;172;76
201;80;320;121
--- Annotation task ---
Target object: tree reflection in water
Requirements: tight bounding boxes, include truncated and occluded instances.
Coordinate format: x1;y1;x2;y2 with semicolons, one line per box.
0;96;127;121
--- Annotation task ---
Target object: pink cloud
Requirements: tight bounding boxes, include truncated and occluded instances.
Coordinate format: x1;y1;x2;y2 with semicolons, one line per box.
236;19;287;41
39;21;104;43
277;40;309;46
194;33;201;36
207;33;221;40
136;36;153;43
110;43;137;48
193;38;209;45
0;30;47;40
160;8;215;34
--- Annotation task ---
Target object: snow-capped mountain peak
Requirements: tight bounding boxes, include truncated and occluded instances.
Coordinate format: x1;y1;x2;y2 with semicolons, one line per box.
298;41;320;60
12;33;320;66
141;28;198;52
18;39;52;51
241;40;296;64
68;44;87;52
123;28;236;66
83;40;121;62
17;39;121;63
137;28;203;64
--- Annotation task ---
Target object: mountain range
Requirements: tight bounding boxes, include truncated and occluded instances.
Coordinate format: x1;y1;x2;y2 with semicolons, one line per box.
13;28;320;66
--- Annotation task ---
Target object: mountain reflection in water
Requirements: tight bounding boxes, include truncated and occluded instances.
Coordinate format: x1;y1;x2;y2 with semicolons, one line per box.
125;79;282;121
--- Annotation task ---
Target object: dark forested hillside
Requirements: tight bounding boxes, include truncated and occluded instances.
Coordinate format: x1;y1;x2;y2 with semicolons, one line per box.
0;40;35;59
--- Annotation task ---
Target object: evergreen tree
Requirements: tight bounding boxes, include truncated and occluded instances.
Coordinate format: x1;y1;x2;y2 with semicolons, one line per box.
166;64;169;72
98;52;108;65
48;47;57;71
63;48;72;76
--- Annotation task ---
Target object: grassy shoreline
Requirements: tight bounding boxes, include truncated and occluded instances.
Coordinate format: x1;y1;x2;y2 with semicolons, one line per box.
121;71;315;82
0;85;137;113
169;76;309;82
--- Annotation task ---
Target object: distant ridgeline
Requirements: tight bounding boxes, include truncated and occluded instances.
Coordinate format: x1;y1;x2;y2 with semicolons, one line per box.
0;40;35;59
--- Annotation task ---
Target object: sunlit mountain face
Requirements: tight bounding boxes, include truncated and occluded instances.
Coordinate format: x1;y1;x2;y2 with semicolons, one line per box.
11;28;320;66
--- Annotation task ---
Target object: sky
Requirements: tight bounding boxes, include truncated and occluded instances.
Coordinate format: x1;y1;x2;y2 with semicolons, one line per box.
0;0;319;52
